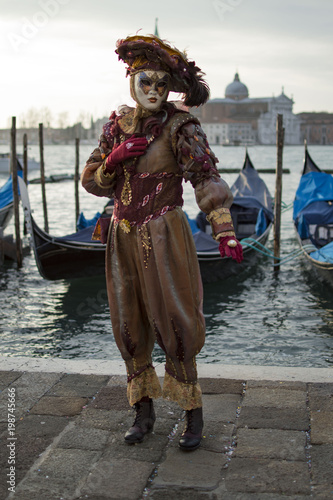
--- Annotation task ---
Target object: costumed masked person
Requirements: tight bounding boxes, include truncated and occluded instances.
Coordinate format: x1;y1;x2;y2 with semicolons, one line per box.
81;34;243;451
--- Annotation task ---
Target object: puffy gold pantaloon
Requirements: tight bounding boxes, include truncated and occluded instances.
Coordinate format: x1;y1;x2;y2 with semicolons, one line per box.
105;208;205;410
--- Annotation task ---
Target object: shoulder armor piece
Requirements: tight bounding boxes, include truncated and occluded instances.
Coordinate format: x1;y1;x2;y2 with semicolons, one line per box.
170;112;200;138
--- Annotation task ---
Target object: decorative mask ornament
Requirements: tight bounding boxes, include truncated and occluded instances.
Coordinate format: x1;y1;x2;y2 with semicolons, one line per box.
133;70;170;111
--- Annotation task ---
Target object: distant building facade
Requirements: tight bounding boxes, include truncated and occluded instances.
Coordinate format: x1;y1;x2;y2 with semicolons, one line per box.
192;73;302;145
298;112;333;145
1;78;331;146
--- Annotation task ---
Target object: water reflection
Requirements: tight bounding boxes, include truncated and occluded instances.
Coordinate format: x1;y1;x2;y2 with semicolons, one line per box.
198;254;333;367
1;244;333;366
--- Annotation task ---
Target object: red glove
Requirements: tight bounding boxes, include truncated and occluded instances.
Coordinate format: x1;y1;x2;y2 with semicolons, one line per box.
219;236;243;263
104;135;148;173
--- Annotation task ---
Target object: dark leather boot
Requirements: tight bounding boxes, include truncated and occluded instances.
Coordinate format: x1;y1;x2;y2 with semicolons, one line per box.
124;398;155;444
179;407;203;451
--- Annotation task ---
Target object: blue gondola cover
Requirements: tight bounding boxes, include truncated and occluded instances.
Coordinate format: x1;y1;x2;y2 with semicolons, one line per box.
293;171;333;239
310;241;333;263
0;171;23;209
293;171;333;221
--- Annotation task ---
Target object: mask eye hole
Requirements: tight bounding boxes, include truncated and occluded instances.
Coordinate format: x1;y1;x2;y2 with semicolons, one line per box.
141;79;151;87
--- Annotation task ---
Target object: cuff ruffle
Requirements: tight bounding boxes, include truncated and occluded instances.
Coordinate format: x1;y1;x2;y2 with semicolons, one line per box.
94;163;116;188
127;365;162;406
162;371;202;410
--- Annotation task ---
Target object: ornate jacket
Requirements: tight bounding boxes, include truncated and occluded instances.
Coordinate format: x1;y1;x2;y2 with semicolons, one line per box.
81;102;235;242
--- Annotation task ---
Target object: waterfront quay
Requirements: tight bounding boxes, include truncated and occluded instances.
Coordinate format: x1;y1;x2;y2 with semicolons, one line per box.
0;356;332;499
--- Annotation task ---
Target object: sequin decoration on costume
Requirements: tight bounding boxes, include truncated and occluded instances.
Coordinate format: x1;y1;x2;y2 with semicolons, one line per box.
142;194;150;206
120;166;132;206
119;219;131;233
159;206;169;216
139;224;152;268
171;320;185;362
143;214;153;225
171;319;189;382
113;170;183;228
122;322;136;359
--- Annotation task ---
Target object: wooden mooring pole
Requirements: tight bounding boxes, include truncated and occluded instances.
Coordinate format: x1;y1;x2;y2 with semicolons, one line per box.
23;133;28;235
74;138;80;230
23;133;28;184
39;123;49;233
11;116;23;268
273;114;285;271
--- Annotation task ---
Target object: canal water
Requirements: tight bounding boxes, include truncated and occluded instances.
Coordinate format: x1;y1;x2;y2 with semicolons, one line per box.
0;143;332;369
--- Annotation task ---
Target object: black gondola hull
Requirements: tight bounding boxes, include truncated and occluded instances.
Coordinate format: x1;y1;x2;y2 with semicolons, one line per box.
31;221;106;281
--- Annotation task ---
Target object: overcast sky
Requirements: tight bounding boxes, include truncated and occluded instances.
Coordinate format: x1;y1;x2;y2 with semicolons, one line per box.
1;0;332;129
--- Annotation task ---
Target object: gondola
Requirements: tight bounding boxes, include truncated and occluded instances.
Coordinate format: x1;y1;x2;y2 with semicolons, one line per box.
0;168;23;230
18;176;105;280
18;151;274;282
293;143;333;287
0;153;39;174
191;150;274;282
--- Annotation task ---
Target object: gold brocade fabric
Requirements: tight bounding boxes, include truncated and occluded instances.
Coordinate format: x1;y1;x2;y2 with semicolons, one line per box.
163;372;202;410
206;207;235;240
206;208;232;225
118;105;152;135
127;366;162;406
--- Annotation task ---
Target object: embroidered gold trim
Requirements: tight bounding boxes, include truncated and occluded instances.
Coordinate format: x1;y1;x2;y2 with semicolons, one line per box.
214;230;236;241
138;225;152;268
119;219;131;233
120;166;132;206
180;361;188;383
101;158;117;179
94;163;116;187
206;208;232;225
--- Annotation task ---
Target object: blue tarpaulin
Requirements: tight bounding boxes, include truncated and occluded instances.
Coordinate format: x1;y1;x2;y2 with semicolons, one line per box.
58;225;96;243
184;211;200;235
0;171;23;209
293;171;333;221
255;208;267;235
310;241;333;263
293;171;333;240
77;211;101;230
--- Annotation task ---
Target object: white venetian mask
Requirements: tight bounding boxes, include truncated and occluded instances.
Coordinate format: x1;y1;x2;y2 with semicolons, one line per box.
133;70;170;111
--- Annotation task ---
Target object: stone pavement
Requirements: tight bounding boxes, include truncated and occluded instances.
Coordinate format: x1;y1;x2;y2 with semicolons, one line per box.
0;361;332;500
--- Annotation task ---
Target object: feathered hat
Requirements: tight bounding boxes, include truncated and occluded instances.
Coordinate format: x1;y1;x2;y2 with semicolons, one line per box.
115;34;210;107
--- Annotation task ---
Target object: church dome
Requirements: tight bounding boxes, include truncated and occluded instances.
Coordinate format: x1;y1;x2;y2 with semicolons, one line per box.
225;73;249;100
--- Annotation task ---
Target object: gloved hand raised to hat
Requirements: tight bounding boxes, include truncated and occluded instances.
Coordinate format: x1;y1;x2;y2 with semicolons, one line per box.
104;135;148;174
219;236;243;263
